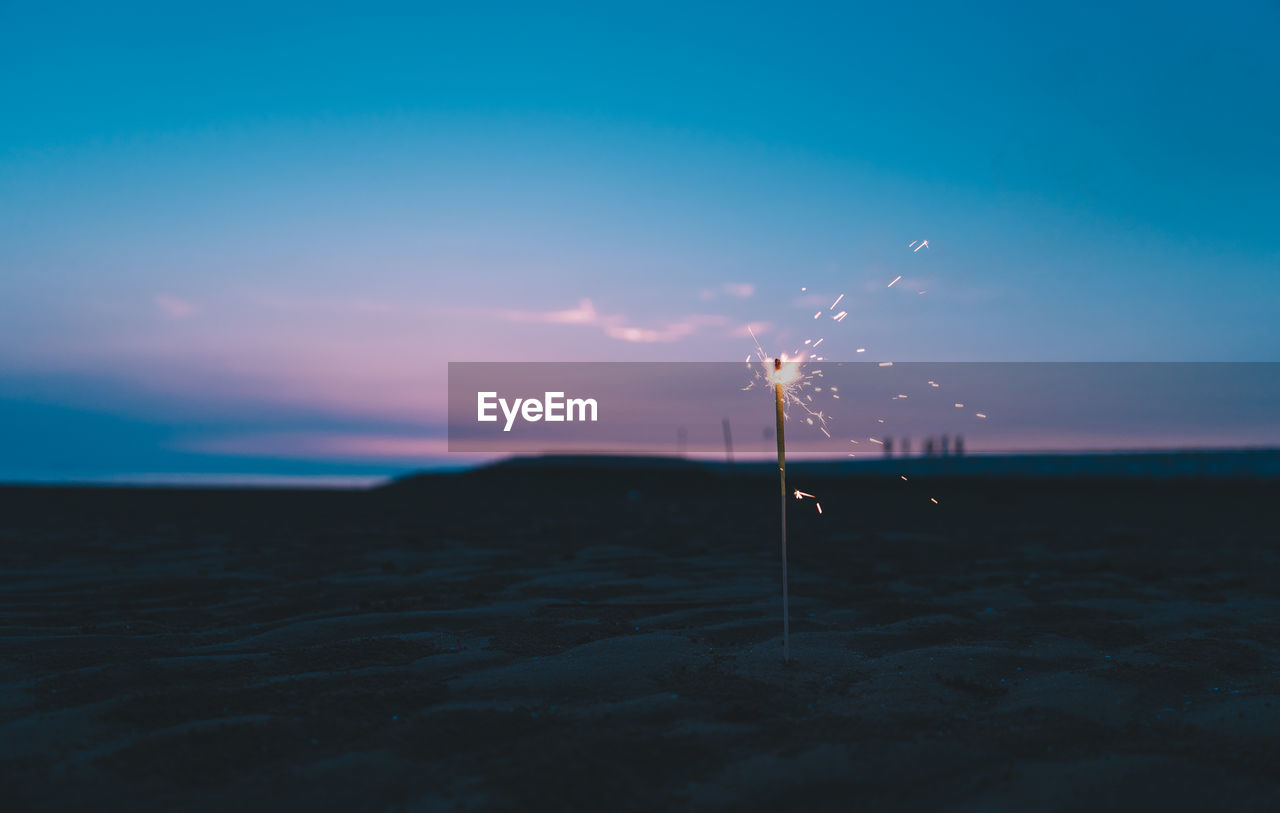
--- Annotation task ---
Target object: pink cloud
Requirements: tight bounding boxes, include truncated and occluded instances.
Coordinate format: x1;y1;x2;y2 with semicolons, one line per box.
728;321;772;338
698;282;756;301
499;298;726;344
154;294;197;319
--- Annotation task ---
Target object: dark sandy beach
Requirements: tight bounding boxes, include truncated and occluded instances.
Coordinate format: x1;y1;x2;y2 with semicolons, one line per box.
2;457;1279;810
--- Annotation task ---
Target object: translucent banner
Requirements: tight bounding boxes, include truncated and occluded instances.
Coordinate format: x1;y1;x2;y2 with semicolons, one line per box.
447;362;1280;456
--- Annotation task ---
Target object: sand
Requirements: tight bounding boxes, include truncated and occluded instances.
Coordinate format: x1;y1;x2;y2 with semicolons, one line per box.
2;459;1279;810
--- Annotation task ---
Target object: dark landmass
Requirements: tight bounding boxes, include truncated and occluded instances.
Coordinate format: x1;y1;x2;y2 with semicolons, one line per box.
2;454;1279;810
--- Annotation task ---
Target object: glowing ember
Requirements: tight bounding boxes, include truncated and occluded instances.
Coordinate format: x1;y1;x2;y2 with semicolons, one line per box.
744;326;828;431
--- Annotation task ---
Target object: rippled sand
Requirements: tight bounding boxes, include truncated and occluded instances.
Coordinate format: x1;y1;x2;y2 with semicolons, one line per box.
2;460;1278;810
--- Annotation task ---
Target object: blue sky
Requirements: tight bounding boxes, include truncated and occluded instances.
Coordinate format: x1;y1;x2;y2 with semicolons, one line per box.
1;1;1277;481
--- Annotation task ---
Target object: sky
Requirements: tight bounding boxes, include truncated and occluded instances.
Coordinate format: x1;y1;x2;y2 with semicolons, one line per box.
1;1;1278;482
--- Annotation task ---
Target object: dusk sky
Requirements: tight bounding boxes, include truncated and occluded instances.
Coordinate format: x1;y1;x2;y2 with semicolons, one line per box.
2;2;1278;482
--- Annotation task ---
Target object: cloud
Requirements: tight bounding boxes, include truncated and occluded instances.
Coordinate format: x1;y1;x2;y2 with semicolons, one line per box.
498;298;726;344
154;294;197;319
728;321;772;338
698;282;756;301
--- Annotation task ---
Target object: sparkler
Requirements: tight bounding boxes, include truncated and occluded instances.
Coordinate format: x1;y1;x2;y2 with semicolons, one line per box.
773;357;790;662
745;328;824;663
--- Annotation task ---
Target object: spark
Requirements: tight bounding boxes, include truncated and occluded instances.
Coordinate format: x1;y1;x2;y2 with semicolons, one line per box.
813;311;822;319
812;338;823;348
909;240;918;248
954;402;964;408
856;347;866;353
888;275;902;288
913;240;929;253
794;490;815;500
744;325;829;431
900;475;908;481
976;412;987;418
833;310;848;322
816;502;823;514
930;497;939;504
878;361;893;367
829;293;844;310
869;437;884;445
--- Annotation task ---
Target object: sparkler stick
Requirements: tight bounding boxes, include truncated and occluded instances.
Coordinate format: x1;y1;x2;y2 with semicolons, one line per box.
774;358;790;662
